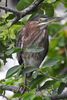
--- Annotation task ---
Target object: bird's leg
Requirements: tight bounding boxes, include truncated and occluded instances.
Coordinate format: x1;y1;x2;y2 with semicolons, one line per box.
24;73;30;92
25;74;29;86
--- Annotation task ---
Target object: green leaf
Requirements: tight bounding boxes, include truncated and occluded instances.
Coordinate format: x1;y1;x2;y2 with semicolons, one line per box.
5;47;22;56
6;14;15;20
40;79;56;90
33;96;42;100
43;58;60;67
13;93;22;98
58;82;67;94
44;3;54;17
22;91;35;100
22;66;38;75
48;23;63;35
16;0;33;11
63;0;67;8
44;96;51;100
30;75;46;89
0;89;3;94
6;65;22;78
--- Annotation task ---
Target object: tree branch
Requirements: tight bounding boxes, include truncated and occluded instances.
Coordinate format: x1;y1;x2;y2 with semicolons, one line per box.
11;0;44;25
0;0;44;25
0;94;8;100
20;0;44;17
0;6;20;15
0;84;67;99
0;84;25;94
51;93;67;100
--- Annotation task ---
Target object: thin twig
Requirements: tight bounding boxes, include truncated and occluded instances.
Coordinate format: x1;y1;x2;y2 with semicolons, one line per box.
0;6;20;15
0;84;25;94
0;94;9;100
51;93;67;100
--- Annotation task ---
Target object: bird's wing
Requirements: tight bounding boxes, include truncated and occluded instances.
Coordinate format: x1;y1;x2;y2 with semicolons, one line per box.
16;29;24;65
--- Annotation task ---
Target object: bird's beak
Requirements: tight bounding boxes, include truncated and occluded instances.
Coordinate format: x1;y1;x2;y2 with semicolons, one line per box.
38;16;66;26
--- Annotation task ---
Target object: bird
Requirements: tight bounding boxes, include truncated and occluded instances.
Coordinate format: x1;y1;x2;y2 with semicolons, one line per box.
16;15;67;68
16;16;49;71
16;15;67;88
16;15;66;87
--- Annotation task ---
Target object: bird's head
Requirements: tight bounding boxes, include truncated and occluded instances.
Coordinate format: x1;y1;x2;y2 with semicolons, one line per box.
38;16;62;27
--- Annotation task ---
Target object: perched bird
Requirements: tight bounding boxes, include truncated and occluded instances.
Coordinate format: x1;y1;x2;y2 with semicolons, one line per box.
16;15;67;88
17;16;49;70
17;15;65;77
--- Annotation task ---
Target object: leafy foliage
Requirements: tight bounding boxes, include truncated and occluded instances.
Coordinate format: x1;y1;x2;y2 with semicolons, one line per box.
0;0;67;100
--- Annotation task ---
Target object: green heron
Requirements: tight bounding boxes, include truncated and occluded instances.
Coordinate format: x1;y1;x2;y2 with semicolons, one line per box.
17;16;49;67
16;16;61;77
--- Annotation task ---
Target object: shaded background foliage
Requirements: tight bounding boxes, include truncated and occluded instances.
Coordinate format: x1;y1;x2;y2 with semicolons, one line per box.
0;0;67;100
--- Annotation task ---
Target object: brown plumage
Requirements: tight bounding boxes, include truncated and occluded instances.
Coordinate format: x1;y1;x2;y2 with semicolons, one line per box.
17;19;49;68
17;16;65;67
